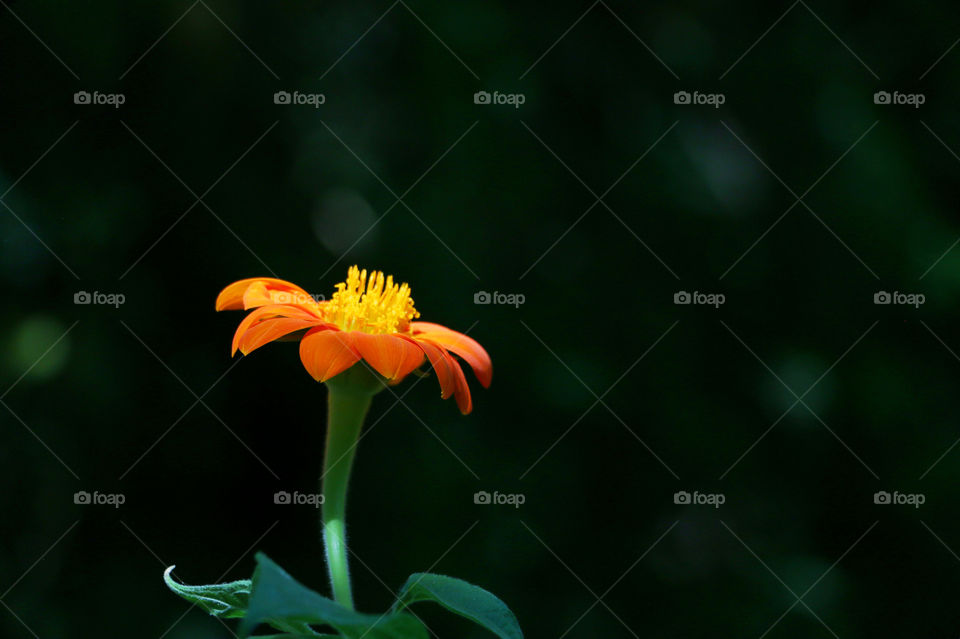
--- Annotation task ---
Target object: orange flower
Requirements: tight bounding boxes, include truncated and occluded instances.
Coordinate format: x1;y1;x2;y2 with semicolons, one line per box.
216;267;491;414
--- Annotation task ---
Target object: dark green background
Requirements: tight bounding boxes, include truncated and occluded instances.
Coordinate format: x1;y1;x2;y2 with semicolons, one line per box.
2;1;960;636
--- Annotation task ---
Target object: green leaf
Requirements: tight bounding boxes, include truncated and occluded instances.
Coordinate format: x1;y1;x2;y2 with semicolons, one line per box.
240;553;428;639
163;566;250;618
393;573;523;639
164;566;318;636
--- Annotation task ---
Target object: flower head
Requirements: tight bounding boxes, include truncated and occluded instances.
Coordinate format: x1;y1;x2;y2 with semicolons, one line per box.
216;267;491;414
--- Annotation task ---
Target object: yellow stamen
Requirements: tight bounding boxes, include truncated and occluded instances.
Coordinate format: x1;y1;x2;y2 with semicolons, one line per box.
324;266;419;334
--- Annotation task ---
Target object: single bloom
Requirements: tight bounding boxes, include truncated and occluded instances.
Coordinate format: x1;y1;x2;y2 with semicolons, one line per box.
216;266;491;414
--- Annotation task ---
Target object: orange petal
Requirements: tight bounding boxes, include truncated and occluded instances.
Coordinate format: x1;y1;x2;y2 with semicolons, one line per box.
231;304;327;355
410;322;492;387
236;317;326;356
351;333;425;382
242;281;324;314
299;328;361;382
444;349;473;415
416;339;455;399
216;278;314;311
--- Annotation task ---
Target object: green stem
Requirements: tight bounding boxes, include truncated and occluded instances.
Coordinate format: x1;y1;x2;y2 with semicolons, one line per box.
321;369;380;609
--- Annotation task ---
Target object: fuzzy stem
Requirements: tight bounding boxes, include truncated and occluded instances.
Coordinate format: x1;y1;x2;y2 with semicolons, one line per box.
321;376;375;609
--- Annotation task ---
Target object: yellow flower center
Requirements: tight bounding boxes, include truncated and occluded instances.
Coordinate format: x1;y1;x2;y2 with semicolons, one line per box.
324;266;419;334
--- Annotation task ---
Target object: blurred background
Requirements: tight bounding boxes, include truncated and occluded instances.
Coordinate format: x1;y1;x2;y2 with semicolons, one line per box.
2;1;960;636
